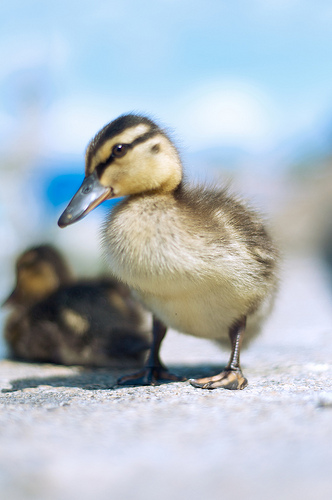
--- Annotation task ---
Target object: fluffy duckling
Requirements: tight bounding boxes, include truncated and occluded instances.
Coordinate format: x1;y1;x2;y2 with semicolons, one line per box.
58;114;279;389
2;245;150;367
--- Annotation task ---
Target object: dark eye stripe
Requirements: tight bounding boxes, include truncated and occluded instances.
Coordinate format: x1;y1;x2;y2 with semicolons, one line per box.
95;156;115;177
94;130;159;177
130;130;158;147
95;144;131;176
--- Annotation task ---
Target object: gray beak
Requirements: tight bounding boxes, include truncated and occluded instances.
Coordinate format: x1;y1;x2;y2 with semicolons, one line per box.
58;171;111;228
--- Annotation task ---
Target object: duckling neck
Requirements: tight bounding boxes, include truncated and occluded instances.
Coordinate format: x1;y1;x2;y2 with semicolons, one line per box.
136;180;183;199
147;154;183;195
159;174;183;194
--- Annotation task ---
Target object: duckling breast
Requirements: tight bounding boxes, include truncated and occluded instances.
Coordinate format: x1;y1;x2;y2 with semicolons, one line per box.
104;192;276;289
102;189;278;340
135;287;253;340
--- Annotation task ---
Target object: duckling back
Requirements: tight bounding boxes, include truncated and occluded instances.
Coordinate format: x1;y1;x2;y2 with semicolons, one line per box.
5;279;150;367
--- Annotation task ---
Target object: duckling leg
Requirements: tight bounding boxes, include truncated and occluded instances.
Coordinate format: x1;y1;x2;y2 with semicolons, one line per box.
117;317;186;386
190;316;248;390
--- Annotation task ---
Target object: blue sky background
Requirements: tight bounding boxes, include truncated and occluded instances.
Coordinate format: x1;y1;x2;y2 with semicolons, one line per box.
1;0;332;160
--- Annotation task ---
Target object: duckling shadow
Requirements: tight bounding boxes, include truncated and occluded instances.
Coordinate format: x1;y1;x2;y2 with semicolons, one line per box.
169;363;225;380
2;368;122;393
2;363;224;393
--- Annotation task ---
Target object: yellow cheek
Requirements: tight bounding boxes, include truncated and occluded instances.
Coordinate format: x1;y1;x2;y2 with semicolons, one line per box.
99;165;121;187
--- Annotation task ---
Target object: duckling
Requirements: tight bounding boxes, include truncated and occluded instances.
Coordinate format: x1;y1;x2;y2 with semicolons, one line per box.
2;244;150;367
58;114;279;390
4;244;73;308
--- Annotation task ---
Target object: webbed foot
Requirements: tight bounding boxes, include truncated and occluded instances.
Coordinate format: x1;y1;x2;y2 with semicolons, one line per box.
190;369;248;390
118;367;186;386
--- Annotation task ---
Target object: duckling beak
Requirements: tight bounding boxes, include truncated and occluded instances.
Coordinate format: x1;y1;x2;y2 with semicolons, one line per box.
58;171;112;228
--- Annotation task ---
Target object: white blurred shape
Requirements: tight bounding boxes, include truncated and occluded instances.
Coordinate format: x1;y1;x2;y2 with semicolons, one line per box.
177;80;276;152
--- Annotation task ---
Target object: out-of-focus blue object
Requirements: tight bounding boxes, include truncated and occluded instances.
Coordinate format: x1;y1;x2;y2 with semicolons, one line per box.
46;173;120;211
37;160;121;214
46;173;84;208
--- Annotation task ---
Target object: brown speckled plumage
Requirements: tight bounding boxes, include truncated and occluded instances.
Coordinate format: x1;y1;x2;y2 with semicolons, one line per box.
3;245;150;367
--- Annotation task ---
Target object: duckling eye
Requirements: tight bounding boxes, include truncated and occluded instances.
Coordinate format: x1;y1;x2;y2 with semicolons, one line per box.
112;144;128;158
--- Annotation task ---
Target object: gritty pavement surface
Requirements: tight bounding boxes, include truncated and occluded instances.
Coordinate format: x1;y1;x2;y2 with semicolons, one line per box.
0;256;332;500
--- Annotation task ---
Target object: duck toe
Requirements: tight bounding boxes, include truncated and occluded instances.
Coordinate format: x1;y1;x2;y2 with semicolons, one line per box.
190;370;248;390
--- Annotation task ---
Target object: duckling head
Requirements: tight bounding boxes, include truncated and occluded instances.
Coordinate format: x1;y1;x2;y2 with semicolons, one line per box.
58;114;182;227
2;245;73;308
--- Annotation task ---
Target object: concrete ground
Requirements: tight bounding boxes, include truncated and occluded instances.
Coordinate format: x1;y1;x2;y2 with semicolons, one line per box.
0;256;332;500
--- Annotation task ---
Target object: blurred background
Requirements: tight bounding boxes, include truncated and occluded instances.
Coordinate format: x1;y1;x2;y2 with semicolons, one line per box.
2;0;332;354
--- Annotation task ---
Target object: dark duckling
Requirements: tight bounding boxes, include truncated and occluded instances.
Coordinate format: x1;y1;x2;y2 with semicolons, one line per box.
2;245;150;367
